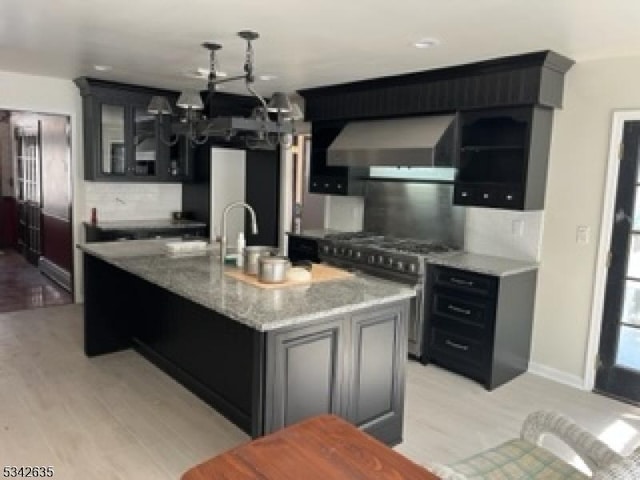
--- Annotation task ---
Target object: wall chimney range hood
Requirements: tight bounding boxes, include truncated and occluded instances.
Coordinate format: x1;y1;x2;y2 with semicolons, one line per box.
327;114;457;168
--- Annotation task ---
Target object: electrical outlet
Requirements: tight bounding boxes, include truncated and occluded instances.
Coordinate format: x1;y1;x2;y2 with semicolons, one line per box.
577;225;590;245
512;219;525;237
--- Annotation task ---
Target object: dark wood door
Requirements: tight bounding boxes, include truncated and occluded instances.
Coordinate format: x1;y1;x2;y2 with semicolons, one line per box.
596;120;640;403
14;122;42;265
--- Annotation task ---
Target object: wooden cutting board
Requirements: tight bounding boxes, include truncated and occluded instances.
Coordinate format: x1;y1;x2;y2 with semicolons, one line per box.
225;263;354;289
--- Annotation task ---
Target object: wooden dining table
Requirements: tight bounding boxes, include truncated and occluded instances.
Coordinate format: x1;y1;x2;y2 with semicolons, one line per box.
181;414;439;480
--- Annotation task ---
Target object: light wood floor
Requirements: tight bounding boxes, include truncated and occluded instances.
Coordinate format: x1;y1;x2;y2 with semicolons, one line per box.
1;304;639;479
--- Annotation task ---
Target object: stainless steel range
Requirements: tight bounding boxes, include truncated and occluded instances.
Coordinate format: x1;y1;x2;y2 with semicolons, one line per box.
318;232;458;359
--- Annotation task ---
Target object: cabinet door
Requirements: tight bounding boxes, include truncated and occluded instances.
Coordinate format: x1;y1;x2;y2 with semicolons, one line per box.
132;107;161;178
347;303;407;444
99;103;127;176
264;317;345;433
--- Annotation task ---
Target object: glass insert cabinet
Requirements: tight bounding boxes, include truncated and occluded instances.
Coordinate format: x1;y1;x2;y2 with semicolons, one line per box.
75;77;193;182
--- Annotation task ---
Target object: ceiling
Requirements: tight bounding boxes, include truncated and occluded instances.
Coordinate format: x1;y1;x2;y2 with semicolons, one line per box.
2;0;640;97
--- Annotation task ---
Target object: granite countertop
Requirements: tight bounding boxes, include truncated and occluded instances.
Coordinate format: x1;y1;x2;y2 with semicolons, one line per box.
286;229;343;240
84;219;207;231
427;252;538;276
78;239;415;332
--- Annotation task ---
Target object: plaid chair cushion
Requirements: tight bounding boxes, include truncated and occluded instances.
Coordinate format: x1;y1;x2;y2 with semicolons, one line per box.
449;439;588;479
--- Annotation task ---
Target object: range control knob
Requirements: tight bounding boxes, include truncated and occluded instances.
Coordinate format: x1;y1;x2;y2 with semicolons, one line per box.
354;251;362;260
377;255;385;265
396;261;405;271
368;255;376;264
347;248;353;257
338;247;345;255
332;246;338;255
386;257;394;266
409;264;417;273
322;245;330;253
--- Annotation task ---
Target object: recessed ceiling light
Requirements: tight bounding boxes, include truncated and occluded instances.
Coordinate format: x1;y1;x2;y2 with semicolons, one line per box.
413;38;440;49
93;65;112;71
196;67;227;78
258;74;277;81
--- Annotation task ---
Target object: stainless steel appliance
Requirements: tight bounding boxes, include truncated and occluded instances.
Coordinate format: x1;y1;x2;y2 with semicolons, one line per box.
317;232;458;359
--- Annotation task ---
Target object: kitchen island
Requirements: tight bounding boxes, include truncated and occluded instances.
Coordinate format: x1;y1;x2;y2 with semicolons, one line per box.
79;240;415;446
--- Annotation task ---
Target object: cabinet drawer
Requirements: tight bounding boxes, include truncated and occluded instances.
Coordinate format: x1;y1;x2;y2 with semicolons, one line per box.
493;187;524;209
432;266;496;297
453;184;476;205
309;175;333;193
430;328;485;366
432;292;491;328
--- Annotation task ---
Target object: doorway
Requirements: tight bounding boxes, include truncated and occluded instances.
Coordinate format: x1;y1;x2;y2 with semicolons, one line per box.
0;110;73;313
595;120;640;403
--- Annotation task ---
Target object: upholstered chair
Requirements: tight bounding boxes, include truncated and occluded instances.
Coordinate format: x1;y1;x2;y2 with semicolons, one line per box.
429;411;640;479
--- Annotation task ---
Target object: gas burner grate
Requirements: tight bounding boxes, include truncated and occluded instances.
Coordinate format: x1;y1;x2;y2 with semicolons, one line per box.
372;240;457;255
324;232;383;241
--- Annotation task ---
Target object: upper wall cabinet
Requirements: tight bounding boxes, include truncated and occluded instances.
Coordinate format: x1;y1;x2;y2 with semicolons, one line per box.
298;51;573;206
75;78;193;182
453;106;553;210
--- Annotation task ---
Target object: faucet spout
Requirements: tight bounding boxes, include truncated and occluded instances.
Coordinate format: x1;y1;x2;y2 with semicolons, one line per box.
220;202;259;263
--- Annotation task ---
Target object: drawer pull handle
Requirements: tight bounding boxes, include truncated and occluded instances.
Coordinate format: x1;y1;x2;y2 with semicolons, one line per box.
450;277;473;287
445;339;469;351
448;304;471;315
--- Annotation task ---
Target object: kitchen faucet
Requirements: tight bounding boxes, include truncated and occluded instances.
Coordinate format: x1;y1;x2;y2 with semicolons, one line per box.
220;202;259;263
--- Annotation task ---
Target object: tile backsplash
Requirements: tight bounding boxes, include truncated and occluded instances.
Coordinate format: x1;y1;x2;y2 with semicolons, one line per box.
464;207;543;262
324;195;364;231
84;182;182;222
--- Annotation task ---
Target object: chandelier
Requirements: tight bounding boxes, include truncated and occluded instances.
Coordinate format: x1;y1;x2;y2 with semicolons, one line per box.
147;30;302;149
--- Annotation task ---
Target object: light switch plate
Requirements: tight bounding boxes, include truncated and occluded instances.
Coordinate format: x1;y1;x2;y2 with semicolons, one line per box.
577;225;590;245
512;219;525;237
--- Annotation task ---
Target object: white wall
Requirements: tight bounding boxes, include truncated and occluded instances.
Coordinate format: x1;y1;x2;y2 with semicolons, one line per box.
84;183;182;222
531;54;640;386
0;70;84;299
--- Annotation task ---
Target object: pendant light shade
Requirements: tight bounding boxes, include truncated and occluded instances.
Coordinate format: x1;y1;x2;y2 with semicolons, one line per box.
267;92;292;113
147;95;173;115
177;91;204;110
286;102;304;121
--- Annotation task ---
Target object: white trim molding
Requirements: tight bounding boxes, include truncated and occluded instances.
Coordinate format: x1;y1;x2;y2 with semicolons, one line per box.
584;110;640;391
529;362;585;390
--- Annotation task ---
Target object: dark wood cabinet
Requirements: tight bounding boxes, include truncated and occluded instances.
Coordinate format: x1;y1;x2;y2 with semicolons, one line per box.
265;317;345;432
348;304;407;444
75;78;193;183
308;121;364;196
287;234;320;262
425;265;537;390
264;301;408;445
454;106;553;210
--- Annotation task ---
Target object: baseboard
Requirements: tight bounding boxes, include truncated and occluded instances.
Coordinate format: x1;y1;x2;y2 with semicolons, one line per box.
528;362;586;390
39;257;72;292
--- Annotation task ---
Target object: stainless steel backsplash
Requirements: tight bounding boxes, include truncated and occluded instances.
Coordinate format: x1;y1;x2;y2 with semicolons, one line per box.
363;182;465;247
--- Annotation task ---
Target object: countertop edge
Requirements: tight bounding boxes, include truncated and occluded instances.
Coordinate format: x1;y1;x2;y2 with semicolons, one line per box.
427;256;538;277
